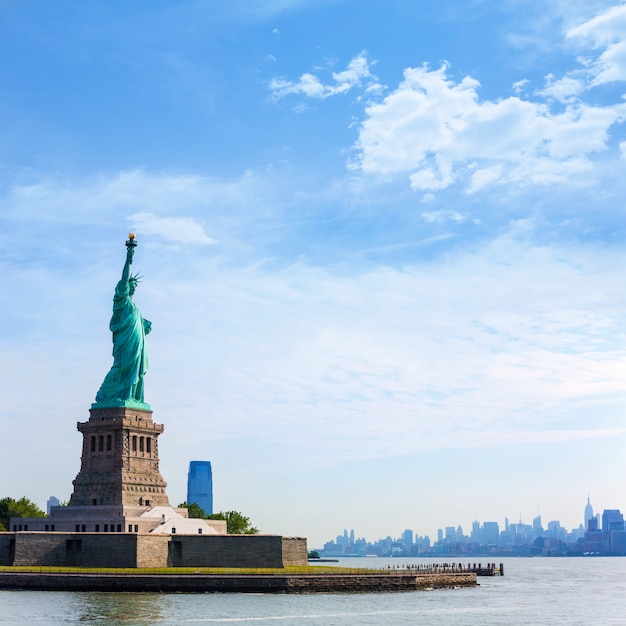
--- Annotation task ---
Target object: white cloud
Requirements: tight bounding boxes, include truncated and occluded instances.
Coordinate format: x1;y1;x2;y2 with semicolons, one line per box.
512;78;529;94
567;4;626;46
331;53;376;93
593;40;626;85
268;51;380;100
128;212;218;246
343;4;626;198
352;62;625;195
539;74;586;102
466;165;504;194
409;157;454;191
4;168;280;227
567;4;626;85
421;209;473;223
269;73;326;99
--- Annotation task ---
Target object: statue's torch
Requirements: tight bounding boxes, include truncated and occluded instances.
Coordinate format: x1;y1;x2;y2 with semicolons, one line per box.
126;232;138;248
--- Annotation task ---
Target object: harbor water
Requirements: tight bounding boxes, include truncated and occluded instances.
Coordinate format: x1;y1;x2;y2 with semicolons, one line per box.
1;557;625;625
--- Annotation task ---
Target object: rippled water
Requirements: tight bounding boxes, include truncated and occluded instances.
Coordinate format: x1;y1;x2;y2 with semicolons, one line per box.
1;557;625;625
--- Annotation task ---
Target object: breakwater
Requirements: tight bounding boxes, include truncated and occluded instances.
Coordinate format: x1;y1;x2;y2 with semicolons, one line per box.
0;570;476;593
393;562;504;576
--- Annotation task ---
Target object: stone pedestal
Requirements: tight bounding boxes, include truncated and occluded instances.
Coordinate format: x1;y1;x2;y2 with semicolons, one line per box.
70;406;169;507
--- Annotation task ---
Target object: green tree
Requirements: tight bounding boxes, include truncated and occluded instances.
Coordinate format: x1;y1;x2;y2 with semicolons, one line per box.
177;503;258;534
208;510;259;535
0;497;46;530
177;501;208;519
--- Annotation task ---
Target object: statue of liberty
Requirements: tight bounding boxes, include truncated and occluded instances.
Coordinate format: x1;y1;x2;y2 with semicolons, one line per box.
94;234;152;407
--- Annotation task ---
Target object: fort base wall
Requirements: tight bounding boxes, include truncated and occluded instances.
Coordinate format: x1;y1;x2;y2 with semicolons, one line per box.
168;535;307;568
0;533;307;568
11;533;140;568
136;535;170;568
282;537;308;566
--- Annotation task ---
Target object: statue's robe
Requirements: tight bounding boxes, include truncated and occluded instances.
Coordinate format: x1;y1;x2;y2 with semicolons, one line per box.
96;278;151;404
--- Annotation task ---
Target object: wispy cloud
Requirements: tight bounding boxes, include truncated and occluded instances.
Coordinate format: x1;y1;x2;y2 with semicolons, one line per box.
129;212;218;246
3;204;624;469
421;209;480;224
567;4;626;85
268;52;381;100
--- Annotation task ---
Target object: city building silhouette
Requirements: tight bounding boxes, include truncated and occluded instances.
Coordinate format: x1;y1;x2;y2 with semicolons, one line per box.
584;496;594;530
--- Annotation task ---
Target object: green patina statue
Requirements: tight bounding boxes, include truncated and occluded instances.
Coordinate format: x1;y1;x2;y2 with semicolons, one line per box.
93;234;152;409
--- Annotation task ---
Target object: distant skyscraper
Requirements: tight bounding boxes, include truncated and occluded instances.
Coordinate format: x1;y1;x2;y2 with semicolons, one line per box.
187;461;213;515
46;496;60;515
482;521;499;545
584;496;594;530
602;509;624;532
471;520;481;543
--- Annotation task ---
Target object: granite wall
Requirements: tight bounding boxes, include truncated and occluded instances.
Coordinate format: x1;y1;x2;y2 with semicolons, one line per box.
11;533;140;567
168;535;307;567
0;532;308;568
0;571;477;592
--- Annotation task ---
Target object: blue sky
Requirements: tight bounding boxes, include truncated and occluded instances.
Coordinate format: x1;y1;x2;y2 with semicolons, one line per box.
1;0;625;547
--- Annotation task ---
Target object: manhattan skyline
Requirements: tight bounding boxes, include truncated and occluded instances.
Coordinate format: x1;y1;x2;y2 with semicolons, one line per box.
1;1;626;549
315;495;608;552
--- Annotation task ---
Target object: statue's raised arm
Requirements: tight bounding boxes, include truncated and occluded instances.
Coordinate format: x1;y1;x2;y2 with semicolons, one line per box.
117;239;135;294
94;234;152;409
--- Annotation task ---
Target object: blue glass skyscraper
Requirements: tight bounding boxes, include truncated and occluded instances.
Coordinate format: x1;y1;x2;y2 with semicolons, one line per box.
187;460;213;515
